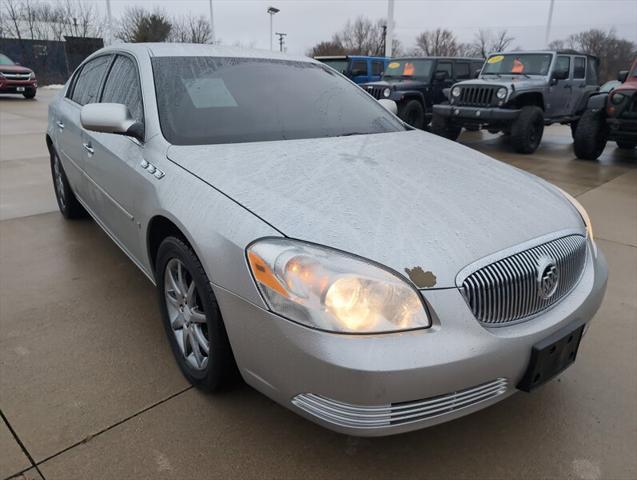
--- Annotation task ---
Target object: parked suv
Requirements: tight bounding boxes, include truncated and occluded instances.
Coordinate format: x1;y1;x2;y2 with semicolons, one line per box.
0;53;37;99
432;51;599;153
574;58;637;160
314;55;389;84
361;57;484;129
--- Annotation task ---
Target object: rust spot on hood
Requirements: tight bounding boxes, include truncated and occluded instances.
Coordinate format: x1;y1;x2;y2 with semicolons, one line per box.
404;266;437;288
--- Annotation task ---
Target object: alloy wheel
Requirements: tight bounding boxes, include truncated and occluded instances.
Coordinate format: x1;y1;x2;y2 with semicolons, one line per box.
53;153;66;209
164;258;210;371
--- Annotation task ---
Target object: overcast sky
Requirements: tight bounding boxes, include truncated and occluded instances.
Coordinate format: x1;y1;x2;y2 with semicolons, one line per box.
98;0;637;55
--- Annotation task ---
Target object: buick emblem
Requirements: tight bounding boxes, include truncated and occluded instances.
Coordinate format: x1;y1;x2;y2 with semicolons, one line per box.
537;257;559;299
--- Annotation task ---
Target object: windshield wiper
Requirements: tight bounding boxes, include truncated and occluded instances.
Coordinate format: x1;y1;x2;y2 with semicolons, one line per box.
337;132;367;137
509;72;531;79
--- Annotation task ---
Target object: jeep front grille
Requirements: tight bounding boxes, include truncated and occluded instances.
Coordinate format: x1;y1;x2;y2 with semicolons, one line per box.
457;86;498;107
365;85;384;100
461;235;587;325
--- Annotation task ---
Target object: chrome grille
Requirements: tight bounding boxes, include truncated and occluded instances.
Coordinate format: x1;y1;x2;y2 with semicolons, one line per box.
462;235;587;325
292;378;508;429
2;72;31;80
365;85;384;100
457;85;498;107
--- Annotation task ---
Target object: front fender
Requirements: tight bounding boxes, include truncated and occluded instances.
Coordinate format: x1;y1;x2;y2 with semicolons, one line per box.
585;92;609;112
393;90;425;105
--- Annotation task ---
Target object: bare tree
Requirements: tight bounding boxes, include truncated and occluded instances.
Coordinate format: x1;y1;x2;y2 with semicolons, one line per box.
116;6;172;43
414;28;461;56
1;0;24;41
551;28;635;82
170;14;212;44
307;41;346;57
471;29;515;58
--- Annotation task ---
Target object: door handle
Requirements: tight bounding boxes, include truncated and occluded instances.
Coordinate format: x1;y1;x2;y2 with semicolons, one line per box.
56;121;64;130
82;143;94;155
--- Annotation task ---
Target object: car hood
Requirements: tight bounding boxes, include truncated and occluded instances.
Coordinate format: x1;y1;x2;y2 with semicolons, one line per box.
614;80;637;93
0;65;32;74
167;131;583;288
459;76;546;91
363;79;427;90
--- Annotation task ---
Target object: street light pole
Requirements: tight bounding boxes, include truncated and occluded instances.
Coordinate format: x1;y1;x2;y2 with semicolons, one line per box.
267;6;280;51
385;0;394;57
105;0;112;45
545;0;555;47
209;0;216;44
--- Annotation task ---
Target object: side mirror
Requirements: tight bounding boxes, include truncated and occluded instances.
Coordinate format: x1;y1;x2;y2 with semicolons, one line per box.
81;103;144;141
617;70;628;82
378;99;398;115
434;70;449;82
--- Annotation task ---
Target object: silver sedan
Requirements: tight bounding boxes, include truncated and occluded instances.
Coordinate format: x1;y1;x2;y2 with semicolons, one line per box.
46;43;607;436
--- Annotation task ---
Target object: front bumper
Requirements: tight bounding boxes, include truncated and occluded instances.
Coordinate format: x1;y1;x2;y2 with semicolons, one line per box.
607;118;637;142
214;240;607;436
0;79;37;94
434;104;521;125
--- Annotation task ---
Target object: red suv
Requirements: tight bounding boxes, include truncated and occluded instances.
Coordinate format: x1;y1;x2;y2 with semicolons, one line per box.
0;53;38;99
574;58;637;159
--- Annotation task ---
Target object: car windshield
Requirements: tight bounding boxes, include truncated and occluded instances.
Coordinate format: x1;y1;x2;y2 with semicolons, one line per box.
318;59;348;75
151;57;405;146
0;54;15;65
482;54;553;76
382;59;434;79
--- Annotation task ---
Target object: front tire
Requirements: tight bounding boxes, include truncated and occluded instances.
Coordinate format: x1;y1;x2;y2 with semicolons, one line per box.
398;99;425;129
431;113;462;141
510;106;544;154
156;237;235;391
50;147;87;219
573;110;608;160
23;88;36;99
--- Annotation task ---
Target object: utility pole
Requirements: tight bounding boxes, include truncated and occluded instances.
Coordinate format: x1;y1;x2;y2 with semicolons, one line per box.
209;0;216;44
385;0;394;57
544;0;555;47
275;32;287;52
381;24;387;56
105;0;112;45
267;6;279;51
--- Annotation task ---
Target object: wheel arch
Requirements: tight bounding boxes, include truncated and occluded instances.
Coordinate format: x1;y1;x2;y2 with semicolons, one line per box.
511;92;545;110
146;213;200;280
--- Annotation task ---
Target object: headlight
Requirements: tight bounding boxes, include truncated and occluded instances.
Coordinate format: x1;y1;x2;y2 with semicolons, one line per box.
496;87;507;100
451;86;461;98
29;72;35;80
556;187;594;242
611;93;625;105
247;238;431;333
383;88;391;98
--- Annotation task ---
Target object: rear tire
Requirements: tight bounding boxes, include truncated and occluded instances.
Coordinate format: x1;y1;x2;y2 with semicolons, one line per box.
510;106;544;154
573;110;608;160
398;99;425;129
431;113;462;141
616;141;636;150
570;120;578;140
156;237;236;391
50;147;87;219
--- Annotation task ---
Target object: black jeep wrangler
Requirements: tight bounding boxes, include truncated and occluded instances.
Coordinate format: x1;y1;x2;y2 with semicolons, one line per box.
362;57;483;129
574;58;637;160
432;51;599;154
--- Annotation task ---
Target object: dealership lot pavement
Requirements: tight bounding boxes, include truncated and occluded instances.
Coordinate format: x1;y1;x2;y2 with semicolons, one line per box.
1;89;636;480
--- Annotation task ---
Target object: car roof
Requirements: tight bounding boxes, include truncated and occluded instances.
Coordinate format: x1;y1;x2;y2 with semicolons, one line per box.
95;42;313;64
490;50;597;59
391;56;483;61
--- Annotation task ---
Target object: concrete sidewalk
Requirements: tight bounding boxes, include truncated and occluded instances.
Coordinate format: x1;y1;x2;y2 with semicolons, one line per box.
1;90;636;480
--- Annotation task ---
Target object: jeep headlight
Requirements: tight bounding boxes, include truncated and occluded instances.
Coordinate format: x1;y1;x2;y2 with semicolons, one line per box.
496;87;507;100
611;93;625;105
451;86;461;98
383;87;391;98
247;238;431;333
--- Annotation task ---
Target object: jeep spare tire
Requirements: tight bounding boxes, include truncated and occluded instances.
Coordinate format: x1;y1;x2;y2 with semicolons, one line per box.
510;106;544;154
573;110;608;160
398;100;425;130
431;113;462;141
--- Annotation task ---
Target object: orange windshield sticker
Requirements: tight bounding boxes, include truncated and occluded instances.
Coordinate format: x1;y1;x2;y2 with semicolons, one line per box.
403;63;415;75
512;59;524;73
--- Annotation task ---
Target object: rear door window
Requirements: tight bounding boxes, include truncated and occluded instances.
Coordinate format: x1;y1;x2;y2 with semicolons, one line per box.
573;57;586;79
70;55;111;106
454;62;470;80
101;55;144;124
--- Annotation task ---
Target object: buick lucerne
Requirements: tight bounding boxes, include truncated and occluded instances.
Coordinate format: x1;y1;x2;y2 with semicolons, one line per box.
46;44;608;436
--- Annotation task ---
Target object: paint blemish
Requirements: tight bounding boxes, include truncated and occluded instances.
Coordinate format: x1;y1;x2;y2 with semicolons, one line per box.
405;266;437;288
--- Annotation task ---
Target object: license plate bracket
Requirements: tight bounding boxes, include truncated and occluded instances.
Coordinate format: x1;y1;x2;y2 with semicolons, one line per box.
517;322;585;392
